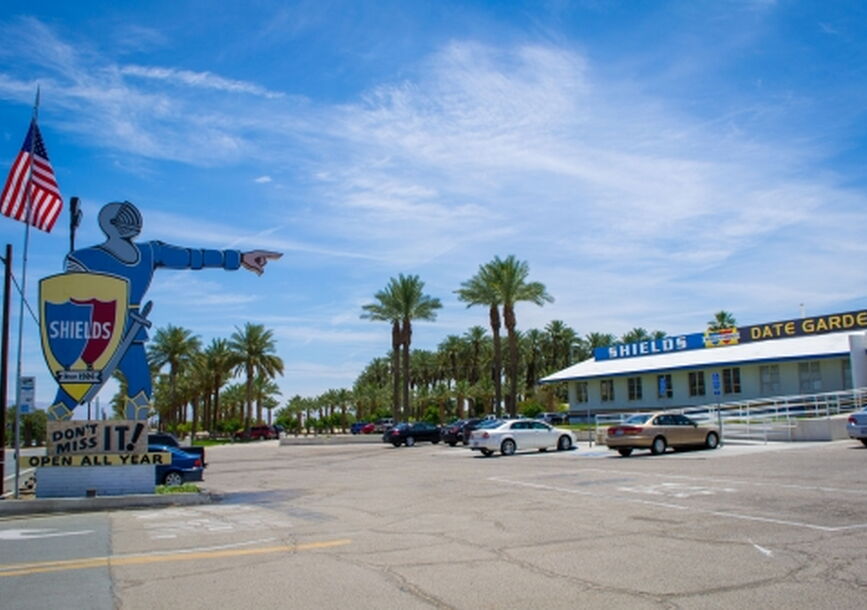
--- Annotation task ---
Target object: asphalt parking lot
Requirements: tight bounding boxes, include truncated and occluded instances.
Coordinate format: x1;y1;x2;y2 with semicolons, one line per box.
2;438;866;609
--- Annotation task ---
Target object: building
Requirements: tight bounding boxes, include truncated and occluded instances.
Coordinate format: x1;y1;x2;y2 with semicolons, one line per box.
540;309;867;415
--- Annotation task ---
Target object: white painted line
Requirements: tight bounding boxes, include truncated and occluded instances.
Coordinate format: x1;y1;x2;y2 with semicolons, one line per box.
488;476;867;533
577;467;867;496
749;539;774;557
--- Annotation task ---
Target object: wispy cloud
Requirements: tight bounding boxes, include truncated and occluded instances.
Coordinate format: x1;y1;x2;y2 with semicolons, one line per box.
119;65;285;99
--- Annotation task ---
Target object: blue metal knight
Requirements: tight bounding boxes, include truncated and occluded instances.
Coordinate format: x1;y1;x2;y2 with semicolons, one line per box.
44;201;280;421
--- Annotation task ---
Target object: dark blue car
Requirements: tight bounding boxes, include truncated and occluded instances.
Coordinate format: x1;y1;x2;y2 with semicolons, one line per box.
148;444;204;486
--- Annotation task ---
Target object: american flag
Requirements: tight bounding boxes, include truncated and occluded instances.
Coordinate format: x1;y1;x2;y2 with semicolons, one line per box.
0;119;63;233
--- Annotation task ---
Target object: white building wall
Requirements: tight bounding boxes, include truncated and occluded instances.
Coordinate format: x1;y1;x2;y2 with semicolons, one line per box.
568;357;854;414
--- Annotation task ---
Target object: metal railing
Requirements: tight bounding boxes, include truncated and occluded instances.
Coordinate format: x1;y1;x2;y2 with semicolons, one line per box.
593;387;867;444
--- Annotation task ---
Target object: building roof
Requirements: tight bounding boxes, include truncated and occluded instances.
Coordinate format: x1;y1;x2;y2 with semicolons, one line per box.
540;332;856;383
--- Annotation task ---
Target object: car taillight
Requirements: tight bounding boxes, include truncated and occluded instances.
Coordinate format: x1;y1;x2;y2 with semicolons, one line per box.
609;426;643;435
481;431;489;439
849;416;857;424
390;430;399;436
194;459;202;468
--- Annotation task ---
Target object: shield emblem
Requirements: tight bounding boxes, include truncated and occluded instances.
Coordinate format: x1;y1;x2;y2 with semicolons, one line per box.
40;272;128;403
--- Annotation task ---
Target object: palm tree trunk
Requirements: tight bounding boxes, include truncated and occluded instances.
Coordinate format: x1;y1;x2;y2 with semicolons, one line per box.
505;304;518;417
401;319;412;420
489;304;503;417
245;364;254;428
391;321;401;420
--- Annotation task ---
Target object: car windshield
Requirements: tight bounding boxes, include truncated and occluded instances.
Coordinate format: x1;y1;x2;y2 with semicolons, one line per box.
477;419;503;429
624;414;653;424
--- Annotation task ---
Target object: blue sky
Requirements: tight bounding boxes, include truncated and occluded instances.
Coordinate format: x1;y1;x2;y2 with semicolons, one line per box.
1;1;867;410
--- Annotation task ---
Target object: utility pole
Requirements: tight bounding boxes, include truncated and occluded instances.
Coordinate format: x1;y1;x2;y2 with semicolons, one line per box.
0;245;10;498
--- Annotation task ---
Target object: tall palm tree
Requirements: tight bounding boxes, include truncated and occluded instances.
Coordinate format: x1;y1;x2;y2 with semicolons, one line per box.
586;332;616;350
457;267;504;416
363;274;441;419
361;285;403;419
147;325;201;429
394;275;441;418
487;255;553;416
228;323;284;428
708;310;737;331
202;338;235;433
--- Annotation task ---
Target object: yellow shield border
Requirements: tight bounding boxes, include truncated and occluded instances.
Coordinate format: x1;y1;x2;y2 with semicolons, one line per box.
40;272;129;403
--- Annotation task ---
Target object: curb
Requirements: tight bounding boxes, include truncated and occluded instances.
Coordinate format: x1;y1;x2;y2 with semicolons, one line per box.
0;490;216;518
279;435;382;446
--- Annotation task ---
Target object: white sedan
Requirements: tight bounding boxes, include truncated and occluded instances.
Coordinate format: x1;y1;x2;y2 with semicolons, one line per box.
847;407;867;446
468;419;575;456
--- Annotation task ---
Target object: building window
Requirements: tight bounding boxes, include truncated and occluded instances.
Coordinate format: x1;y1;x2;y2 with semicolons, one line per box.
722;367;741;394
688;371;705;397
759;365;780;395
657;374;673;399
842;359;852;390
601;379;614;402
575;382;589;403
627;377;642;401
798;361;822;394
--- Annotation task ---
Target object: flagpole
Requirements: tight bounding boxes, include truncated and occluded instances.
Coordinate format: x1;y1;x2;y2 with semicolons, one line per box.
13;88;39;499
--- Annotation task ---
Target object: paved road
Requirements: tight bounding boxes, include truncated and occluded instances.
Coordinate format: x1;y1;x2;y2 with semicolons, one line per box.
2;439;866;608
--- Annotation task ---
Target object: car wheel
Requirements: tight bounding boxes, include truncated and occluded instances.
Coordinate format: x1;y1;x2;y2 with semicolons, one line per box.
448;441;457;447
392;441;401;447
650;436;667;455
405;436;416;447
705;431;720;449
432;439;440;444
861;439;867;447
163;471;184;486
557;435;573;451
480;449;493;457
617;448;633;457
501;438;516;456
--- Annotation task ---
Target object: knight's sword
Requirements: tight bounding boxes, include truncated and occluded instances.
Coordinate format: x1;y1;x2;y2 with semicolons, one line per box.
79;300;152;404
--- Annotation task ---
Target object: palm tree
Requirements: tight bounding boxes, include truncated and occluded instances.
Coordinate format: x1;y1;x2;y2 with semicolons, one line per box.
147;325;201;429
620;327;651;344
202;338;235;433
361;285;403;419
252;374;282;425
363;274;441;419
228;323;284;428
457;267;504;416
708;310;737;331
462;326;488;385
487;255;553;416
586;332;616;350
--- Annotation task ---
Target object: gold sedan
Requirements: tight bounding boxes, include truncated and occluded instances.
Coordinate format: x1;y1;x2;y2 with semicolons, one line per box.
605;412;720;457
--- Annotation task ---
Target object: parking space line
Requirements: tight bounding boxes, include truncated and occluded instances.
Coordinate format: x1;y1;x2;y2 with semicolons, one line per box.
488;476;867;533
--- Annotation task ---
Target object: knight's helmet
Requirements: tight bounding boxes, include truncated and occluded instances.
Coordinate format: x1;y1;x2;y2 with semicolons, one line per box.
99;201;142;240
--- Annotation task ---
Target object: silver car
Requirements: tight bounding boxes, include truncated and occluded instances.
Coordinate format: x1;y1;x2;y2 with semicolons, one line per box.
468;419;575;457
847;407;867;446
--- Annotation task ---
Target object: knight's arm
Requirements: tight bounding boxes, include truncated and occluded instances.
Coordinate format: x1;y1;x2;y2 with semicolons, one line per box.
151;241;242;270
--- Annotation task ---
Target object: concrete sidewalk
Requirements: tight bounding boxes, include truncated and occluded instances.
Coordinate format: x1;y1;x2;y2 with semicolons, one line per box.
0;489;215;517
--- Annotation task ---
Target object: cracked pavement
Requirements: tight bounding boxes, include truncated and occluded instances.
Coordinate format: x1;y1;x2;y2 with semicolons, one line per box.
3;439;866;608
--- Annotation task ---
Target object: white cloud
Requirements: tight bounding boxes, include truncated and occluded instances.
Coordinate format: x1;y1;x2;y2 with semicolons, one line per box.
254;175;273;183
119;65;285;99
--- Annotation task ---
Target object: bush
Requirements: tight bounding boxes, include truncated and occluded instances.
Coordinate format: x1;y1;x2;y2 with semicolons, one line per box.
518;400;544;419
422;405;441;425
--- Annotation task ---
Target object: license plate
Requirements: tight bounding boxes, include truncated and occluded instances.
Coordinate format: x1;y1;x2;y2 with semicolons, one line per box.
614;429;623;436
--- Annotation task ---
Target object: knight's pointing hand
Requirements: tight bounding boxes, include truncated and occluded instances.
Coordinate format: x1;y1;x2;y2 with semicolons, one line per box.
241;250;283;275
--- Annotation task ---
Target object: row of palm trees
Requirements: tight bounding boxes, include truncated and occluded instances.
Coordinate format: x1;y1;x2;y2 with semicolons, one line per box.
361;255;555;420
124;322;284;435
